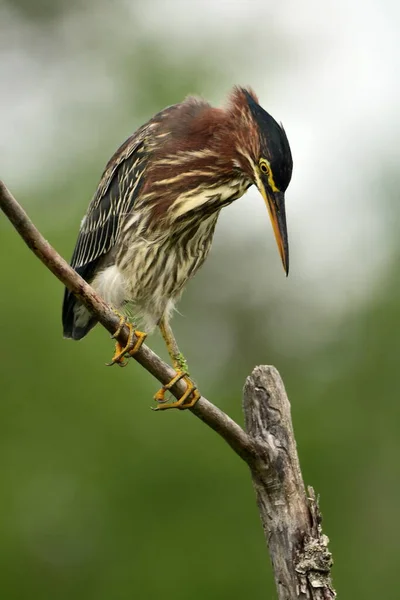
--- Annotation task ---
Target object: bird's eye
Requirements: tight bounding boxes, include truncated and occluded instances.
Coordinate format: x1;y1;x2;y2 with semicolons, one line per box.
259;158;280;192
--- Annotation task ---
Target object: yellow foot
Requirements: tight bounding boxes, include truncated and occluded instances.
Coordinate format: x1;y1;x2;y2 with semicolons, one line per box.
106;315;147;367
153;371;201;410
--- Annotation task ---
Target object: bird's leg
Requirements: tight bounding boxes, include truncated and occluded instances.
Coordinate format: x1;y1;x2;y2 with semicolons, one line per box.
153;316;200;410
106;310;147;367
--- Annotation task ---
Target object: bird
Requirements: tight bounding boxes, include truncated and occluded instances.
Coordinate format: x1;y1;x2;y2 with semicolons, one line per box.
62;86;293;410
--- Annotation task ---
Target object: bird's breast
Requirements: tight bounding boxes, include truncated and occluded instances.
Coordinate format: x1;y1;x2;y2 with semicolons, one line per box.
117;213;219;327
114;175;250;327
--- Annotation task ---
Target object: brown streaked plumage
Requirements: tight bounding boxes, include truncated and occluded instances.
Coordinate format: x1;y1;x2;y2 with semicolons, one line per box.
62;86;293;410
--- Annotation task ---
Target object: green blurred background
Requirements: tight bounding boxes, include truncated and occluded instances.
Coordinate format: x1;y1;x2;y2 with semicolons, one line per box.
1;0;400;597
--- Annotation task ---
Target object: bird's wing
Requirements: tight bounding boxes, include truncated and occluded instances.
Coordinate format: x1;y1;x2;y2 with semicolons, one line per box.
70;130;148;276
62;104;179;338
62;126;152;338
68;103;179;277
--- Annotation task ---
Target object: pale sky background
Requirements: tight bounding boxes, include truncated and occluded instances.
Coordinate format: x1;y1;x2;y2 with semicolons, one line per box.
1;0;399;352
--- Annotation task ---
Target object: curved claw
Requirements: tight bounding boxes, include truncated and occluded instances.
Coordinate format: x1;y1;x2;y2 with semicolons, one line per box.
110;314;127;340
106;340;129;367
106;319;147;367
153;371;201;410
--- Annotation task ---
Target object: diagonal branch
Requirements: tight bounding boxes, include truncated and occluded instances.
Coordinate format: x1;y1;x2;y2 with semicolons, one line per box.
0;180;336;599
0;180;255;461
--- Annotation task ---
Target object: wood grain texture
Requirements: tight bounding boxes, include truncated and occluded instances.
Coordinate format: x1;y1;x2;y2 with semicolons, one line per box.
244;366;336;599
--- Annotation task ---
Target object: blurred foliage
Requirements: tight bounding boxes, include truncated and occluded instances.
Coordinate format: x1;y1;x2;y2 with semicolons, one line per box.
1;0;80;22
1;3;400;600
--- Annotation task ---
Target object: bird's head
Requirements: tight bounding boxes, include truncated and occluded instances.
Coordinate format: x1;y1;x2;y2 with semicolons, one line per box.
227;87;293;275
144;87;293;275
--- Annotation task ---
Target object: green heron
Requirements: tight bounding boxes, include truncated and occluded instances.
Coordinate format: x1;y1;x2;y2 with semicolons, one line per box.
62;86;293;410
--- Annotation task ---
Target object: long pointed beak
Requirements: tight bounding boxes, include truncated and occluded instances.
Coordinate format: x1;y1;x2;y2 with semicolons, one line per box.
259;187;289;275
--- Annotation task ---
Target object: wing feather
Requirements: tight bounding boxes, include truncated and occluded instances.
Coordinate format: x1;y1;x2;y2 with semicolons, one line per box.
70;135;147;272
67;103;180;277
62;127;149;338
62;103;179;338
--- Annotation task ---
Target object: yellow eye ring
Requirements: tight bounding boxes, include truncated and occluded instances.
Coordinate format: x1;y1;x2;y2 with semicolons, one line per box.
259;158;279;192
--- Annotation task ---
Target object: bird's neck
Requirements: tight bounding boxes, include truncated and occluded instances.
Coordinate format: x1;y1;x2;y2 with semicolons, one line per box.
167;174;251;222
140;154;251;228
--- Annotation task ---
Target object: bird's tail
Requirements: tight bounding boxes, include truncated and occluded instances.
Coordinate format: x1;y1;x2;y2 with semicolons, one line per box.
62;288;98;340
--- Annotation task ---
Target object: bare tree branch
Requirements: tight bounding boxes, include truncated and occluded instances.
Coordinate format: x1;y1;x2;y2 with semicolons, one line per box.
0;180;255;460
244;366;336;599
0;180;336;599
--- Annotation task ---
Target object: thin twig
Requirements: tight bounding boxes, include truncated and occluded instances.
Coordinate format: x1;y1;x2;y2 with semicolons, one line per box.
0;180;255;461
